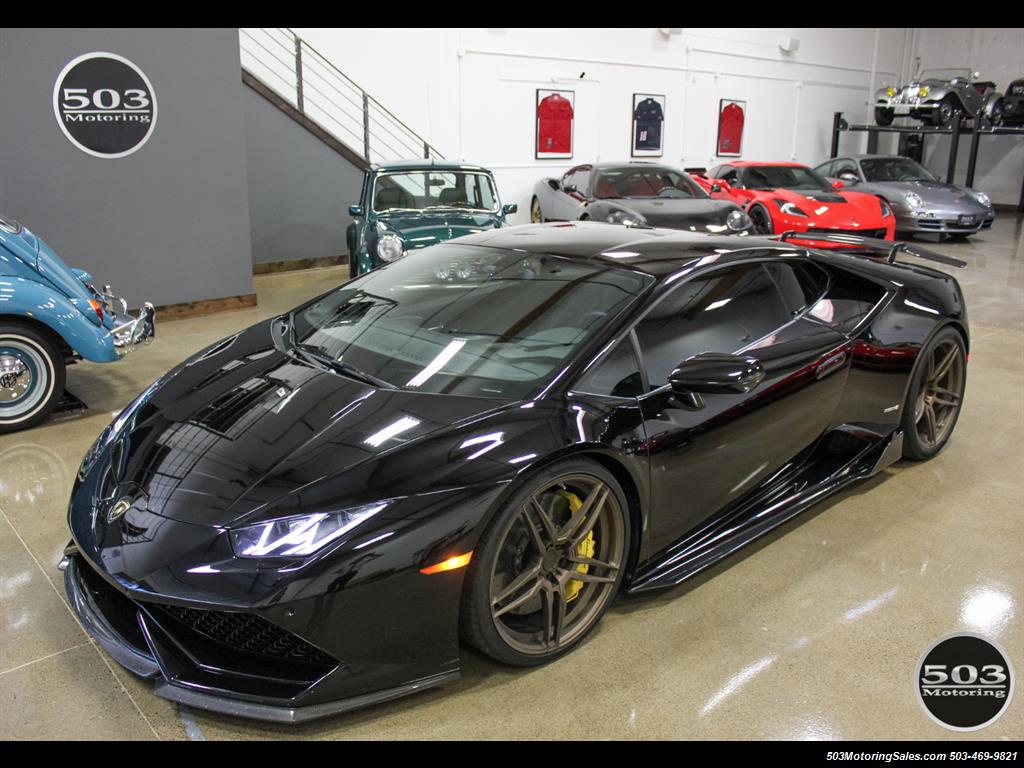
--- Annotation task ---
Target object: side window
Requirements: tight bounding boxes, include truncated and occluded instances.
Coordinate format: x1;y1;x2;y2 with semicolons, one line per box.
834;159;859;178
635;264;791;388
573;167;592;196
574;338;643;398
719;166;740;186
818;160;836;178
763;261;830;317
562;168;579;190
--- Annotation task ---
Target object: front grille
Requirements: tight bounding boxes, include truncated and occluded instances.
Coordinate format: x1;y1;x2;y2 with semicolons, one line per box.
806;227;888;239
156;604;334;667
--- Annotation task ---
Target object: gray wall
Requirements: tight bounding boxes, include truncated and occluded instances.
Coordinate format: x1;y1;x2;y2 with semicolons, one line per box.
242;85;364;264
0;28;253;307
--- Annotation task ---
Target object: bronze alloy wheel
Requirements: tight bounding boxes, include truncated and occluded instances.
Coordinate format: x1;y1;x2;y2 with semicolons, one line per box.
530;197;543;224
461;460;628;665
902;328;966;460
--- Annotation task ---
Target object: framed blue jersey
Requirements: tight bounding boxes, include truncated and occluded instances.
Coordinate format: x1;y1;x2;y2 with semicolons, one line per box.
632;93;665;156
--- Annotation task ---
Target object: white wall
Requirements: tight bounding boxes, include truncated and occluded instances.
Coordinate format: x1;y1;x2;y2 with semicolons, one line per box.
911;28;1024;206
292;28;920;220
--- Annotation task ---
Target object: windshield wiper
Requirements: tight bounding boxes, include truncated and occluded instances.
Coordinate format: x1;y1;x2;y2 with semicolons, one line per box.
291;344;397;389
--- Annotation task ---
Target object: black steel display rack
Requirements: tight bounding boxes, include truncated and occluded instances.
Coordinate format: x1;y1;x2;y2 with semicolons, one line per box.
829;111;1024;211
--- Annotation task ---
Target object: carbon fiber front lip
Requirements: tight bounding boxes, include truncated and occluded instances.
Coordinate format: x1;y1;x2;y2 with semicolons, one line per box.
152;670;459;724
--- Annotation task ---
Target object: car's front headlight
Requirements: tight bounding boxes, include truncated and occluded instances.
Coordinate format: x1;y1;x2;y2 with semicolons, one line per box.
376;233;405;263
971;190;991;207
773;199;808;217
905;191;923;209
606;210;645;227
230;502;388;559
919;86;929;98
726;209;751;231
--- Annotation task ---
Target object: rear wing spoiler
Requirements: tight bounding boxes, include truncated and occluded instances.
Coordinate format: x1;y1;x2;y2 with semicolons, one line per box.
774;231;966;269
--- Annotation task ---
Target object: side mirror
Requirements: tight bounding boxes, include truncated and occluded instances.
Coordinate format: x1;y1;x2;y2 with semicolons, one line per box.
669;353;765;396
563;184;578;194
711;183;722;193
349;204;365;217
832;179;845;189
503;203;518;215
839;172;859;184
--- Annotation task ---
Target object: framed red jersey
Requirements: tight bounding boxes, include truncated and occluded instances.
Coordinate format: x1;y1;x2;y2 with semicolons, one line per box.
536;89;574;159
716;99;745;157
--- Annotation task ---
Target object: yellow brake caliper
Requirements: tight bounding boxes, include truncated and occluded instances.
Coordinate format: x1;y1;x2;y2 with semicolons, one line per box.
555;490;595;603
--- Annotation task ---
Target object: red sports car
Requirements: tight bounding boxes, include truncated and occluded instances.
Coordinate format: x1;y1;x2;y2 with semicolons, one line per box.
692;161;895;247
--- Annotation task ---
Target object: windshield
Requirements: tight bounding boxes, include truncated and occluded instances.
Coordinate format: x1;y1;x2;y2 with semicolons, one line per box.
740;166;833;193
594;167;707;200
860;157;937;183
918;68;972;82
373;171;498;213
290;243;653;400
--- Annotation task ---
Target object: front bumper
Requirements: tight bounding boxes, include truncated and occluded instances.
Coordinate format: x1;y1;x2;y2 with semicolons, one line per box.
895;210;994;235
110;303;156;356
60;551;458;723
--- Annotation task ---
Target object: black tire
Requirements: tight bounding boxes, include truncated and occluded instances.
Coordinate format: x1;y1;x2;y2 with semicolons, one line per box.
932;96;957;127
985;98;1004;128
900;326;966;461
748;204;774;235
874;106;895;126
0;320;66;434
530;196;544;224
461;457;630;666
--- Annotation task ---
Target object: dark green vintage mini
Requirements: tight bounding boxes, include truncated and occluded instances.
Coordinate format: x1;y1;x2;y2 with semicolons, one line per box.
346;159;517;276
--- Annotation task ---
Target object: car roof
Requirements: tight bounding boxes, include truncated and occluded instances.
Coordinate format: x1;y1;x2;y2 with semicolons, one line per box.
841;154;913;161
720;161;809;168
371;159;491;173
446;221;803;279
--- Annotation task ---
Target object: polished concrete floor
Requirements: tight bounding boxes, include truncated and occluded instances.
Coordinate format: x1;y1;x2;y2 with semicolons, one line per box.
1;220;1022;740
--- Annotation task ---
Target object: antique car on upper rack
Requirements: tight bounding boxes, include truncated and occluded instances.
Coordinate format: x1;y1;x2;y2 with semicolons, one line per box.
814;154;995;240
999;76;1024;126
346;159;517;276
873;68;1003;127
692;162;896;246
61;221;968;723
530;162;753;234
0;213;154;433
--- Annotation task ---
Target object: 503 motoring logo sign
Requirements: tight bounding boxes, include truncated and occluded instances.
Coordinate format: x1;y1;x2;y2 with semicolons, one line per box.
52;52;157;158
916;632;1014;731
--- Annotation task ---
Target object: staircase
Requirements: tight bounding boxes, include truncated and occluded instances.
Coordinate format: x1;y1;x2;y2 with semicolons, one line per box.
239;28;443;165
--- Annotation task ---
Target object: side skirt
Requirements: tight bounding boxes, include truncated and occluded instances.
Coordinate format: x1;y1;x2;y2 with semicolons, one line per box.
628;426;903;593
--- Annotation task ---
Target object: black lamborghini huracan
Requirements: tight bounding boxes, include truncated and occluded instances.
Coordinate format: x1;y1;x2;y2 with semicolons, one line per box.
62;223;968;722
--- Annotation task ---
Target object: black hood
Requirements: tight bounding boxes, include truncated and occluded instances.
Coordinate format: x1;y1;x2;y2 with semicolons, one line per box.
101;321;510;528
615;198;739;229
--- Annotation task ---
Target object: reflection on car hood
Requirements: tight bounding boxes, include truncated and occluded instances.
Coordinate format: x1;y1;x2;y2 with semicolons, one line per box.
862;180;986;207
612;198;739;230
106;321;511;527
378;210;502;249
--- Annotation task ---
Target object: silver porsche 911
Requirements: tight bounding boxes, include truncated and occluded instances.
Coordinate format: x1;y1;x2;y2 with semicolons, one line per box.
814;154;995;240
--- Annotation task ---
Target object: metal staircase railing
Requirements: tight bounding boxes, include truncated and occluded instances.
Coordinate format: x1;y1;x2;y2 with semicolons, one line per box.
239;28;444;164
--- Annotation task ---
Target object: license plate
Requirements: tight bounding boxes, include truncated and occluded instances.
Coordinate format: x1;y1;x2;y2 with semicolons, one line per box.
958;214;976;226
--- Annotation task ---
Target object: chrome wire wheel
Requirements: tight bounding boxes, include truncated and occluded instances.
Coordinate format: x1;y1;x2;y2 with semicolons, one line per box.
486;472;626;658
913;338;965;449
530;197;543;224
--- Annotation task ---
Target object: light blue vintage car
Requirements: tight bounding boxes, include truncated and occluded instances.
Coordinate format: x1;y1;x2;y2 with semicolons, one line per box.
0;213;154;433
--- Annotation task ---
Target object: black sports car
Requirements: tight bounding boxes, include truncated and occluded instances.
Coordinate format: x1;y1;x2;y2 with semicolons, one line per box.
531;162;753;234
61;223;968;722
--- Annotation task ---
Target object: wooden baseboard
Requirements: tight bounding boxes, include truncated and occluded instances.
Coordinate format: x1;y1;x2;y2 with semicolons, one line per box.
253;256;347;275
149;293;258;321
